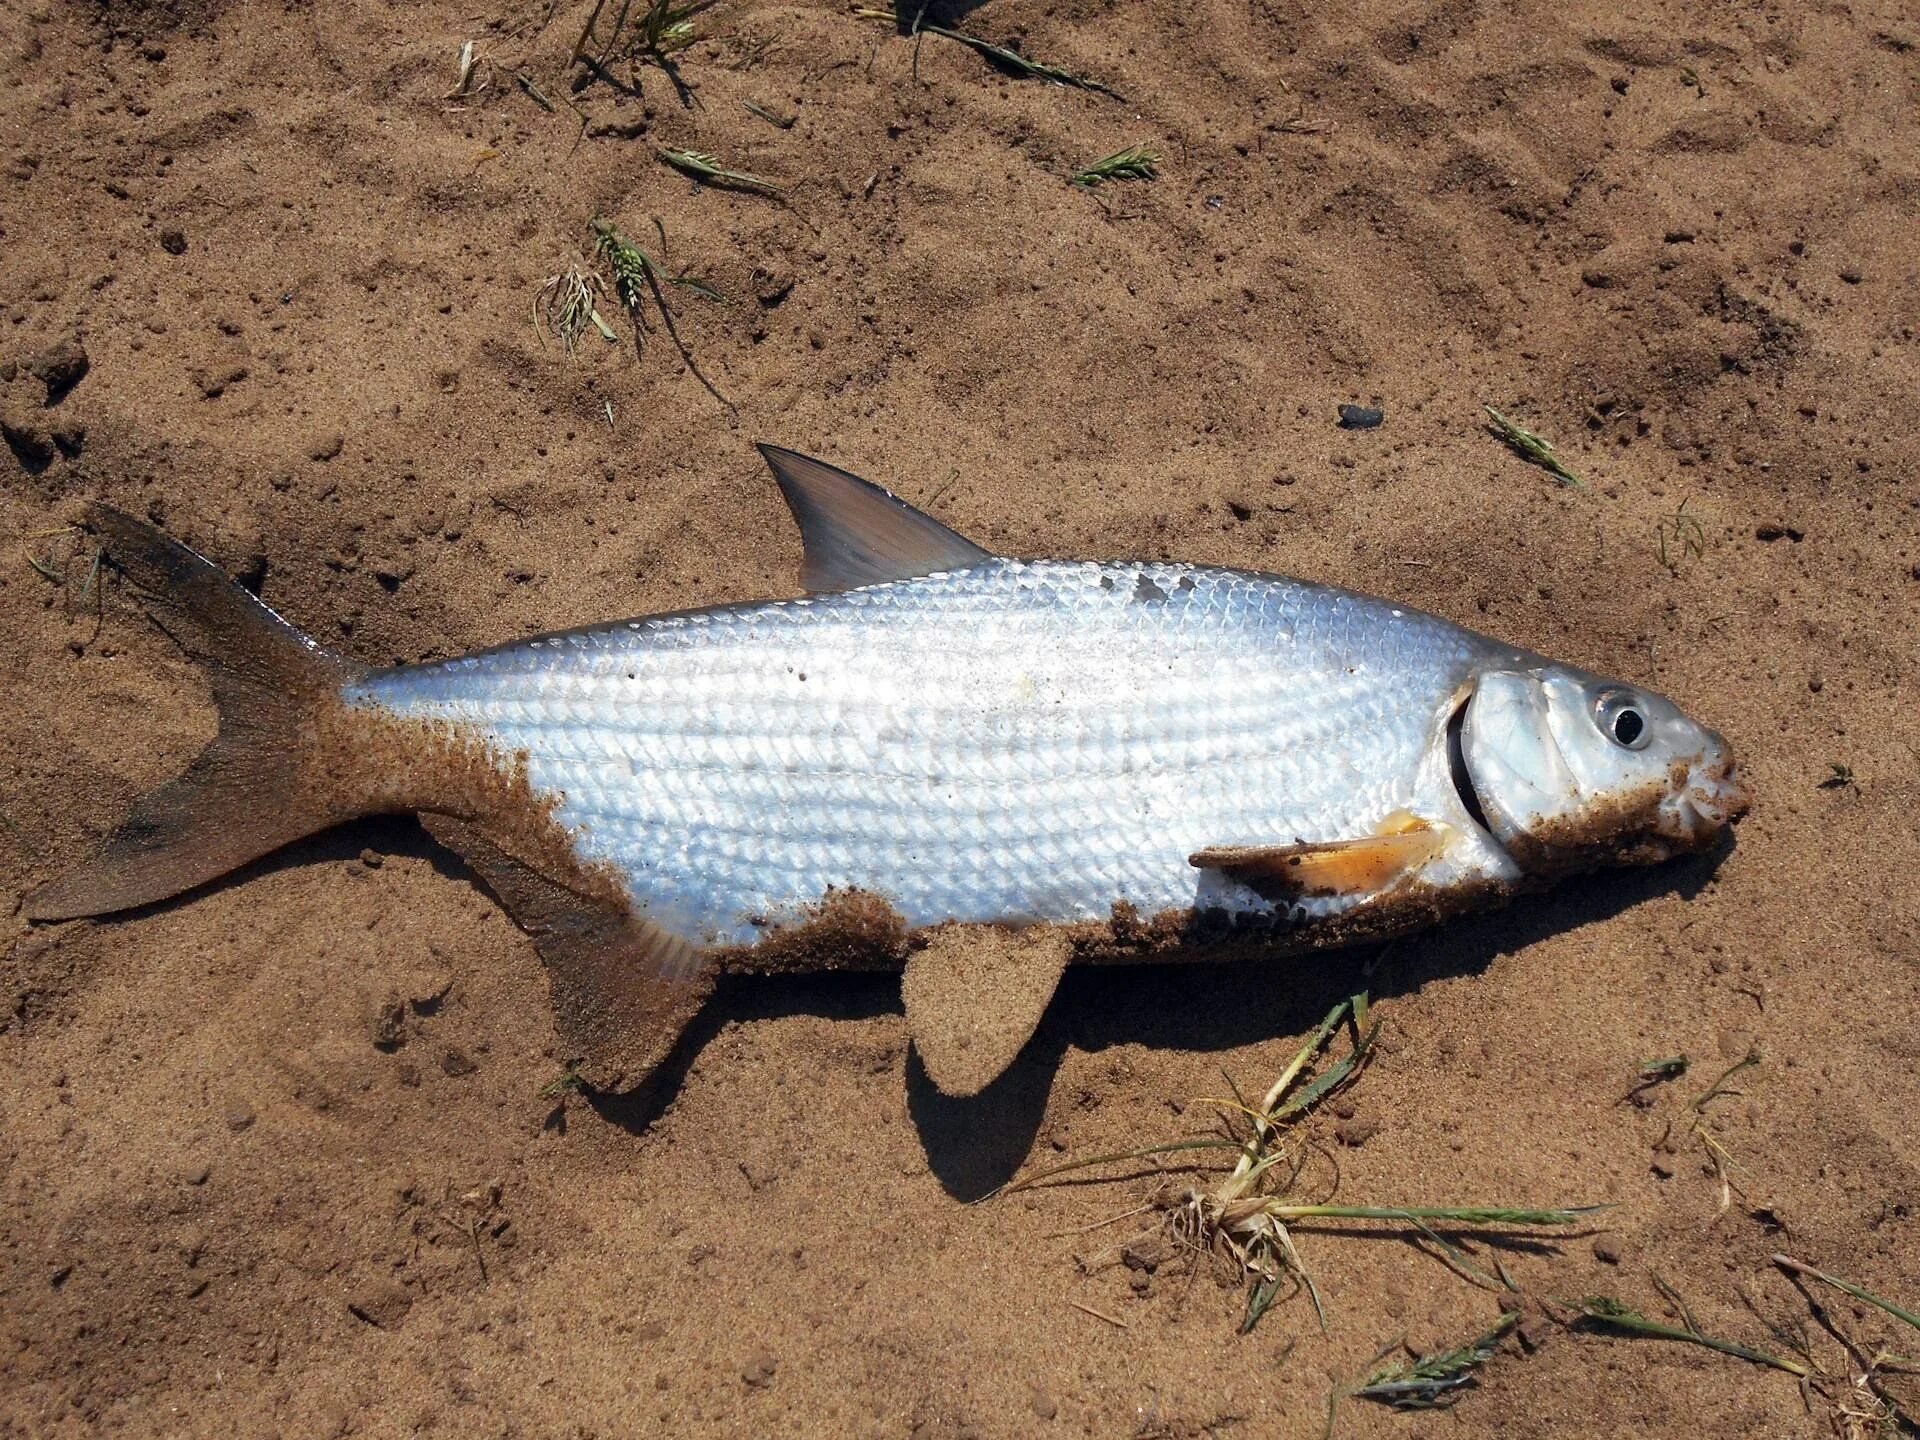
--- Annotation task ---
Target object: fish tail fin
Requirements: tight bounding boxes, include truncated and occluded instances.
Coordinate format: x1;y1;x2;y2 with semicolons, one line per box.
26;504;377;922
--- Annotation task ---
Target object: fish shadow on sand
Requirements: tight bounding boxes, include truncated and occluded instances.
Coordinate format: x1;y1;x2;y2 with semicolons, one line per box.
591;832;1738;1200
46;816;1730;1203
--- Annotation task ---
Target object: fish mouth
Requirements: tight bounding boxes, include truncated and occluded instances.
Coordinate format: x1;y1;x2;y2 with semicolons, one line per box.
1658;747;1751;845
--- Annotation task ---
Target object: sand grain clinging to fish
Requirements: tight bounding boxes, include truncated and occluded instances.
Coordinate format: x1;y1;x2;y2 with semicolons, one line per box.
26;447;1748;1098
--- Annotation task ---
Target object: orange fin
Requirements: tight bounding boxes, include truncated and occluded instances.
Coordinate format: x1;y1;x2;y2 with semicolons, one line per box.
1191;813;1448;901
422;815;713;1092
901;925;1071;1097
27;505;375;921
758;445;991;593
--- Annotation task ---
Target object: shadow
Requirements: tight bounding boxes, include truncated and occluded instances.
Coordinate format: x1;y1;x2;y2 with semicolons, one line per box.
889;0;991;33
905;1039;1061;1201
585;967;901;1133
21;812;464;926
40;808;1737;1205
608;832;1736;1200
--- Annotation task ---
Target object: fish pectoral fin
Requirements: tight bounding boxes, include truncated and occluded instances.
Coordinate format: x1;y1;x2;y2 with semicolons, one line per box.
421;815;712;1093
757;444;993;593
901;924;1072;1097
1191;813;1450;901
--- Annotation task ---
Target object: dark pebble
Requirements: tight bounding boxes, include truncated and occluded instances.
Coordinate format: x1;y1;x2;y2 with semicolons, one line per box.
29;336;89;401
159;227;188;255
1337;403;1384;430
1336;1116;1383;1147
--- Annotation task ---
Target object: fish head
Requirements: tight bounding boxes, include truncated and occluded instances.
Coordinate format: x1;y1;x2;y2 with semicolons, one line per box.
1456;665;1748;875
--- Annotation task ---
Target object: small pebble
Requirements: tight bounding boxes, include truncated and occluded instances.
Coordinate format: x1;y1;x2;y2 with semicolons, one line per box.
740;1350;777;1388
159;227;188;255
1337;403;1385;430
1592;1235;1623;1264
1336;1116;1382;1147
28;336;89;400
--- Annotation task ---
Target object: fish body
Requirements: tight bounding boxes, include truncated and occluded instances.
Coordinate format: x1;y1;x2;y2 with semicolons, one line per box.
351;559;1520;946
26;447;1748;1097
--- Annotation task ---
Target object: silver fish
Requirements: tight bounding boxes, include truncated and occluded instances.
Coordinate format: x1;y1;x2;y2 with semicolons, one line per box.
27;447;1748;1096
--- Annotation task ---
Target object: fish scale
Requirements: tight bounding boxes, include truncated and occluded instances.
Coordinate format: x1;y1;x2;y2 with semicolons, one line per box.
351;558;1502;945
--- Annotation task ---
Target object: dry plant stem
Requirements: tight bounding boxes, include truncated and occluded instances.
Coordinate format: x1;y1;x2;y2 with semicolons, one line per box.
1222;997;1351;1196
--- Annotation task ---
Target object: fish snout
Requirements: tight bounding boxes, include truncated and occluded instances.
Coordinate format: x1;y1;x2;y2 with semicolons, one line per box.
1658;738;1750;846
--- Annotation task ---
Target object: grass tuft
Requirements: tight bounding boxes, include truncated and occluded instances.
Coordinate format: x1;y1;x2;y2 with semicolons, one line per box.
1483;404;1586;488
1070;145;1160;188
590;217;734;410
533;268;620;354
569;0;720;103
539;1067;589;1097
1001;995;1595;1333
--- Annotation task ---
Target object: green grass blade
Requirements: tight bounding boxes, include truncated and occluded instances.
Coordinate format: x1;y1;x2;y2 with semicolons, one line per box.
1354;1311;1519;1409
1271;1204;1600;1226
1482;404;1586;488
657;147;784;194
1773;1255;1920;1334
1577;1296;1810;1378
1070;144;1159;187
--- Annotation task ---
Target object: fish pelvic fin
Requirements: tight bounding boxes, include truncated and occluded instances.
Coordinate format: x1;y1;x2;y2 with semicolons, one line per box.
25;505;378;922
902;924;1071;1096
1190;812;1451;902
757;444;992;592
421;815;714;1091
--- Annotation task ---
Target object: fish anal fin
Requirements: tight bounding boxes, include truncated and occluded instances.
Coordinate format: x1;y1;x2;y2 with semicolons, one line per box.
421;814;711;1092
757;444;992;593
1191;813;1449;901
901;924;1071;1097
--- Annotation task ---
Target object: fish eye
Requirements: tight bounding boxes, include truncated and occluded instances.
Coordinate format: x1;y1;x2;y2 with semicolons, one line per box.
1595;690;1651;750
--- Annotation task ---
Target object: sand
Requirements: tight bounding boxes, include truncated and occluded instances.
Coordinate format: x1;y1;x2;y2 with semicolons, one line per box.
3;0;1918;1434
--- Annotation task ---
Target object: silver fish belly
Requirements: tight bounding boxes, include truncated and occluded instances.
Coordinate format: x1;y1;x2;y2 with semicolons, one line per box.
351;559;1527;945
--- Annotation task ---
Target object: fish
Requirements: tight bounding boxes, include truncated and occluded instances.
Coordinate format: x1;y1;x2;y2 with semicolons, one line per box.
25;446;1749;1097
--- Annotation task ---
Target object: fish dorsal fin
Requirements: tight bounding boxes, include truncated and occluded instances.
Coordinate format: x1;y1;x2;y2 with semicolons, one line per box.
757;444;992;593
901;925;1071;1096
